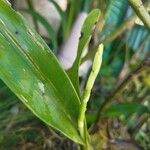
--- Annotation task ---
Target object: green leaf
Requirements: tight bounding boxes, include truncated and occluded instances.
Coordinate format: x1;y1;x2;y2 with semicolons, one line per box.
102;0;128;36
20;9;58;50
100;0;128;66
48;0;66;35
102;102;149;118
0;1;83;144
86;113;97;125
127;25;150;54
67;9;101;96
65;0;83;37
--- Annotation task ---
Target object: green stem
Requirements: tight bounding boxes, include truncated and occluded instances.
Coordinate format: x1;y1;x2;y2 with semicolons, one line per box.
48;0;67;38
65;0;82;38
128;0;150;31
78;44;103;139
129;114;149;138
26;0;39;31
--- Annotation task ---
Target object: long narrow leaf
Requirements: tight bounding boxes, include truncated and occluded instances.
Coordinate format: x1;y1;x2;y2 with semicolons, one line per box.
0;0;83;144
67;9;100;96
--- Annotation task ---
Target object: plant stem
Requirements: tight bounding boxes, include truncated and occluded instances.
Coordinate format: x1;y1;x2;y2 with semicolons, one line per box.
129;114;149;138
65;0;82;38
128;0;150;31
26;0;39;32
78;44;103;139
48;0;66;38
96;57;150;122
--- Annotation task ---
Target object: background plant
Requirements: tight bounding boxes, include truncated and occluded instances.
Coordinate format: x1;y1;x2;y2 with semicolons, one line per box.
0;0;150;149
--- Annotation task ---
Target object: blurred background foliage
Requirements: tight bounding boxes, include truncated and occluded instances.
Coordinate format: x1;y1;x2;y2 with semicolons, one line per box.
0;0;150;149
